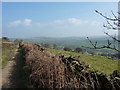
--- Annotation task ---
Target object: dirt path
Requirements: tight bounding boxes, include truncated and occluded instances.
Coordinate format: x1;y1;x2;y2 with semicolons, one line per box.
1;47;25;88
1;60;16;88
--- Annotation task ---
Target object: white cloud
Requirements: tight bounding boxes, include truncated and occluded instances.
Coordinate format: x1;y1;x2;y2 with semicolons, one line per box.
8;18;32;27
6;18;106;37
9;20;21;27
8;18;101;28
53;20;65;24
23;19;32;26
90;21;101;26
36;23;48;28
68;18;81;25
82;20;89;24
7;18;102;36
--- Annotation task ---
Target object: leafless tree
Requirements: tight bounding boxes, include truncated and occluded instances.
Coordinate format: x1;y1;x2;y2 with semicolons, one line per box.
87;10;120;53
86;9;120;85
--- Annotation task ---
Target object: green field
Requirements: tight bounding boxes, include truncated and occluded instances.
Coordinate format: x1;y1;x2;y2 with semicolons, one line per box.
47;48;118;76
1;41;16;68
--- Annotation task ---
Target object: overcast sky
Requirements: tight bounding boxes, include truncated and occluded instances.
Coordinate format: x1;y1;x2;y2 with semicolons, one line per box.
2;2;118;38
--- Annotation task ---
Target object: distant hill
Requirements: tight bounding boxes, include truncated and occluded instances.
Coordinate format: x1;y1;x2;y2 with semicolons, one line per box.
10;36;118;53
11;36;115;46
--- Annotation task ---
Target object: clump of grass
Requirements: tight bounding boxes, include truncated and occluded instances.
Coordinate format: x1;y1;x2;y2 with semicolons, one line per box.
1;42;16;68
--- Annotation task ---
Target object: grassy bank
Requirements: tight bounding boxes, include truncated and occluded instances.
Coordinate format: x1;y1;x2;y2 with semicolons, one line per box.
1;42;16;68
47;48;118;76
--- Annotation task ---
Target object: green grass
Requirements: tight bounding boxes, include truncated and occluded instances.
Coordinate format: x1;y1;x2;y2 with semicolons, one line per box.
47;48;118;76
1;42;16;68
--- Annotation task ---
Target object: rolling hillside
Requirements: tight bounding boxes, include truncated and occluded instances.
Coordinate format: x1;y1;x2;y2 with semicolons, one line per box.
47;48;118;76
10;36;118;54
10;36;117;48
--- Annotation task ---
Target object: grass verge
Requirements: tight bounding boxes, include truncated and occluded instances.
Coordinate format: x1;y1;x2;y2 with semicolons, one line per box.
1;42;16;68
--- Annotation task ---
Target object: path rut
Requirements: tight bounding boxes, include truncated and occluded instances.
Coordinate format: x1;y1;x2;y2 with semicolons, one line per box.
1;47;25;89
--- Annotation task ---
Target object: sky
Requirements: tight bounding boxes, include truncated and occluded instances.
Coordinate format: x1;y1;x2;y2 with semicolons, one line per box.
2;2;118;38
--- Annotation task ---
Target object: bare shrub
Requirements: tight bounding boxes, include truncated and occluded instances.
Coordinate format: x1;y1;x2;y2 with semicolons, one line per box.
20;43;117;89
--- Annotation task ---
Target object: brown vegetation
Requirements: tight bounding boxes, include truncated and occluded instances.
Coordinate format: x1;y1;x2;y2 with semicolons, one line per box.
19;42;120;89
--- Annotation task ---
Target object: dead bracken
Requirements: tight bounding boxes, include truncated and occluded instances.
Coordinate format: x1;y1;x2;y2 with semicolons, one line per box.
19;42;120;89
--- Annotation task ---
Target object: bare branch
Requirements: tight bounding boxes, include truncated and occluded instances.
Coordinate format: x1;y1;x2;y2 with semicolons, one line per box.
102;19;118;30
85;10;120;52
86;37;120;52
95;10;118;21
113;22;118;26
106;20;117;30
87;37;97;49
111;10;117;20
104;32;120;42
117;12;120;15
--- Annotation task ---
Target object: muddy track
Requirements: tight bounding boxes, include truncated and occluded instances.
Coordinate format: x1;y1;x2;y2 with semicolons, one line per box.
1;47;25;89
2;60;16;88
